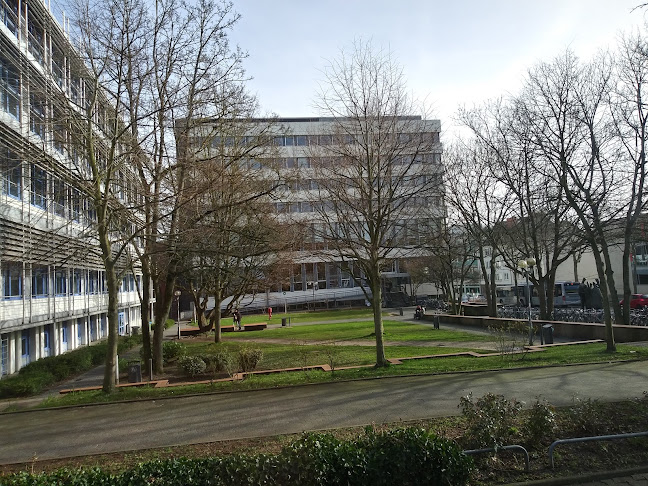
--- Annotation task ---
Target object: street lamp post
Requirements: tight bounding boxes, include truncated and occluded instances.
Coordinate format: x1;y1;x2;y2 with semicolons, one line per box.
518;258;536;345
174;290;182;339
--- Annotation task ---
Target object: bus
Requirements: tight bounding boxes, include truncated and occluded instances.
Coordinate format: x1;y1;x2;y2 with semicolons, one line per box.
495;285;519;305
515;281;581;307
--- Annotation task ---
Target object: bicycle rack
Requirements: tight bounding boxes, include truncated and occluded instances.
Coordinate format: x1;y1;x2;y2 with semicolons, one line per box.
549;431;648;468
463;445;530;472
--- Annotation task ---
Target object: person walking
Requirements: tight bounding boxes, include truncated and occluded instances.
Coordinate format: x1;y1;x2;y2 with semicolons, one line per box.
267;307;272;320
578;278;588;310
233;309;242;330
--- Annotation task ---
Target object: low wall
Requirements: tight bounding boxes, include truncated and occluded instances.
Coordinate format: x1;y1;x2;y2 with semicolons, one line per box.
425;314;648;343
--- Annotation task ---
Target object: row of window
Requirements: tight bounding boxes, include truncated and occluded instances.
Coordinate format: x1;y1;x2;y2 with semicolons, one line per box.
198;132;441;151
280;173;442;193
1;0;96;112
2;264;140;300
269;132;441;148
274;195;443;215
217;153;442;171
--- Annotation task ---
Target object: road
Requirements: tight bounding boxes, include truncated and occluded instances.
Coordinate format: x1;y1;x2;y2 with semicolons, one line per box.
1;360;647;465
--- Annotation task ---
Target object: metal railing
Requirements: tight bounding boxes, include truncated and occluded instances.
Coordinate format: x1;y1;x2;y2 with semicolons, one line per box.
548;431;648;468
463;445;529;472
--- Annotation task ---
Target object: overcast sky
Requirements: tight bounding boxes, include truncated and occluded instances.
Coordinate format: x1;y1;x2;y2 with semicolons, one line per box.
229;0;645;138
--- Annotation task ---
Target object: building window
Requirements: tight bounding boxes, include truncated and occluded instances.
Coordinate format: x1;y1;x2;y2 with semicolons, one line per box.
0;55;20;120
77;319;84;345
61;323;68;351
43;325;51;356
31;265;49;297
118;311;125;335
1;334;7;375
30;165;47;208
296;135;308;146
52;178;67;217
55;269;67;296
3;262;21;299
73;269;83;295
52;47;64;89
0;148;20;199
69;188;81;222
27;17;44;66
21;330;30;364
88;270;99;294
29;93;47;139
0;0;18;36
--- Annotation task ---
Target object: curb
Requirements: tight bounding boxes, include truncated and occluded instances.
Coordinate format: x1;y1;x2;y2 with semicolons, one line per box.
501;465;648;486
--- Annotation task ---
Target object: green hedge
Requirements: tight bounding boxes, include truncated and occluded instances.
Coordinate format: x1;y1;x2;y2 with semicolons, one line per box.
0;335;142;399
1;428;472;485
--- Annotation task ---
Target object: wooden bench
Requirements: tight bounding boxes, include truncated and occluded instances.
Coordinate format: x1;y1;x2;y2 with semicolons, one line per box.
243;322;267;331
180;327;203;337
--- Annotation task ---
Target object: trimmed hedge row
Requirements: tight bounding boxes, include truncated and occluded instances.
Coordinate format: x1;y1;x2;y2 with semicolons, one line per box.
1;428;473;485
0;335;141;399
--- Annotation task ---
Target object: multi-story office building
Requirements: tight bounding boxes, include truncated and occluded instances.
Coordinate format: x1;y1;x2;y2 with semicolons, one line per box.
194;116;445;310
0;0;143;376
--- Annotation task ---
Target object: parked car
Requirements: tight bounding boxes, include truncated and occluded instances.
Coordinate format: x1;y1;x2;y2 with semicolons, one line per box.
620;294;648;309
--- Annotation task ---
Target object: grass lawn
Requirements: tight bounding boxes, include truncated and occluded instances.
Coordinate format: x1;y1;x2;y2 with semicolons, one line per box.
230;319;493;343
36;314;648;409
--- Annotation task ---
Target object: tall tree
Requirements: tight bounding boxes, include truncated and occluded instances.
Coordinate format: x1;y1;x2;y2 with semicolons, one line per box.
610;30;648;323
70;0;258;376
312;40;442;367
516;51;620;351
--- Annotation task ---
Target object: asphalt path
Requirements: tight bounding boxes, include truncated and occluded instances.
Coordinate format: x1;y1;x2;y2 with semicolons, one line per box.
1;360;647;465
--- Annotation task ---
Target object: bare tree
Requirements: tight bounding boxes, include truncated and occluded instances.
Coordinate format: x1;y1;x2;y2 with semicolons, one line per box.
68;0;260;377
456;99;585;320
177;115;284;342
610;30;648;323
312;40;442;367
516;51;621;351
443;139;513;317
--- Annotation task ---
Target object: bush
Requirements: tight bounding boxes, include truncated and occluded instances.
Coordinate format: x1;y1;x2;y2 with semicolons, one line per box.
360;427;473;486
1;428;472;485
178;355;206;377
203;351;235;376
488;320;529;359
566;397;608;436
0;335;141;399
162;341;185;365
459;392;522;449
523;398;556;447
0;370;53;398
238;347;263;372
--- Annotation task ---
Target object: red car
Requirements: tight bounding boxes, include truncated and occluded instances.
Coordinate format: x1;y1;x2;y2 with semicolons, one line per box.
620;294;648;309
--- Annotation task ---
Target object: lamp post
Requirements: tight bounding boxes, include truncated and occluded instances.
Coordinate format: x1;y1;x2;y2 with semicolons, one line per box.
174;290;182;339
518;258;536;345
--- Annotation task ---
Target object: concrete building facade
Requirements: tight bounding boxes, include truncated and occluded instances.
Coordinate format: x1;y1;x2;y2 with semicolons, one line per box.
0;0;143;376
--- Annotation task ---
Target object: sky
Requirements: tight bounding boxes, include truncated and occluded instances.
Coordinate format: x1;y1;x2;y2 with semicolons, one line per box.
229;0;646;139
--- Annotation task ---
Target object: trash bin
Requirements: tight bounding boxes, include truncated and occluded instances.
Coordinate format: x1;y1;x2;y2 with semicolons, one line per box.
128;361;142;383
282;317;288;327
433;315;440;329
399;308;403;316
542;324;554;345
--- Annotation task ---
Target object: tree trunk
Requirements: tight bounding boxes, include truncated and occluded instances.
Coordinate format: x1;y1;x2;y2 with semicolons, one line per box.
371;282;387;367
140;262;152;364
102;261;119;393
153;269;176;373
213;288;223;343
